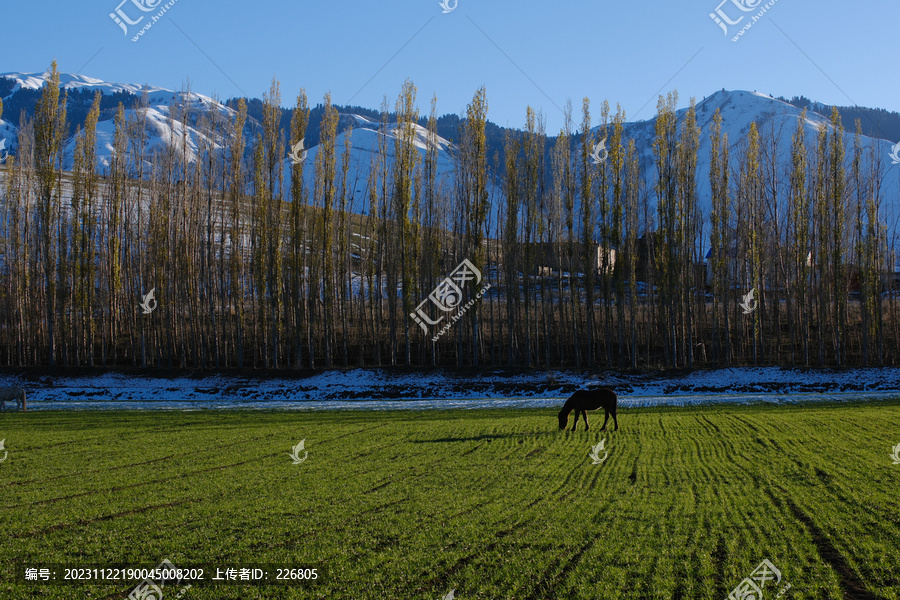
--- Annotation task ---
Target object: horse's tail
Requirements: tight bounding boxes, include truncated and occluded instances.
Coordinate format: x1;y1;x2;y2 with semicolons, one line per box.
605;387;618;413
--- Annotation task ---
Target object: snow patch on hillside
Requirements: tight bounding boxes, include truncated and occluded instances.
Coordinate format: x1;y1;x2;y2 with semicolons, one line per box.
1;71;216;109
588;89;900;247
3;72;900;230
291;117;459;214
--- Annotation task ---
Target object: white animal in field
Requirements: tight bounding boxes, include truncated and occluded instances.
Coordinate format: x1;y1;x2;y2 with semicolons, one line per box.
0;387;26;411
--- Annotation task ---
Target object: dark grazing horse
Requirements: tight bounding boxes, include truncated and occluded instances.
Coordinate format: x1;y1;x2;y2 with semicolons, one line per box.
0;386;26;412
558;388;617;431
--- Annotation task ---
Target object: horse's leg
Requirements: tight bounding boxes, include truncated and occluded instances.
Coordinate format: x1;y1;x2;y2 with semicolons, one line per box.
571;410;579;431
583;411;590;430
612;409;619;431
600;409;610;431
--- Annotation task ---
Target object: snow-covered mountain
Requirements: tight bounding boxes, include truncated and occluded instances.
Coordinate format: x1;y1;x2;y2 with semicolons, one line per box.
295;113;458;214
0;71;236;168
2;72;899;231
0;71;461;213
605;89;900;227
3;71;210;105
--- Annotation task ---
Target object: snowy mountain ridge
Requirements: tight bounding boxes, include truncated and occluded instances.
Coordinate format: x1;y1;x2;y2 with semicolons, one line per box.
597;89;900;230
1;71;898;225
0;70;460;210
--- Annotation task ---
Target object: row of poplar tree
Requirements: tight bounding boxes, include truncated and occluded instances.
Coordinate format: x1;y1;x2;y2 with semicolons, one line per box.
0;62;896;369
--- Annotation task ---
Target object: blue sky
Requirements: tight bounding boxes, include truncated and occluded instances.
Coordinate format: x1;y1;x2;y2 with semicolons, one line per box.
4;0;898;133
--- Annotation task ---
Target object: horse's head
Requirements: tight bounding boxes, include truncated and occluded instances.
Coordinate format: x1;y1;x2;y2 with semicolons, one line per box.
557;410;568;430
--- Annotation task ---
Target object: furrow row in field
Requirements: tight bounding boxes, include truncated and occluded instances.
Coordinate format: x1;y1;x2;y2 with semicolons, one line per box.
1;404;897;600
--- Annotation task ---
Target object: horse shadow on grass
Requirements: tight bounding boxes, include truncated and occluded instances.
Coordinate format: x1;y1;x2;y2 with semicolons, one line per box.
411;432;557;444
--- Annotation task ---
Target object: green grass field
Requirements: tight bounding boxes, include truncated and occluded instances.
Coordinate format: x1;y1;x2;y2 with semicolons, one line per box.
1;402;899;599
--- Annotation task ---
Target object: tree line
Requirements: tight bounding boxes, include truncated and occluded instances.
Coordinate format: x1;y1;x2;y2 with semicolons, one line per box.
1;62;897;370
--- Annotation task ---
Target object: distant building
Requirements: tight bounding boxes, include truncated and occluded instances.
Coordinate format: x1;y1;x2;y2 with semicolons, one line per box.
613;232;662;282
881;265;900;291
705;245;739;288
525;242;615;275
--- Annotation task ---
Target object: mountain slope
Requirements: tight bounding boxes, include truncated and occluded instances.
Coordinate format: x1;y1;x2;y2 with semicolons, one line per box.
594;90;900;237
293;113;458;214
2;72;898;236
0;71;462;210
